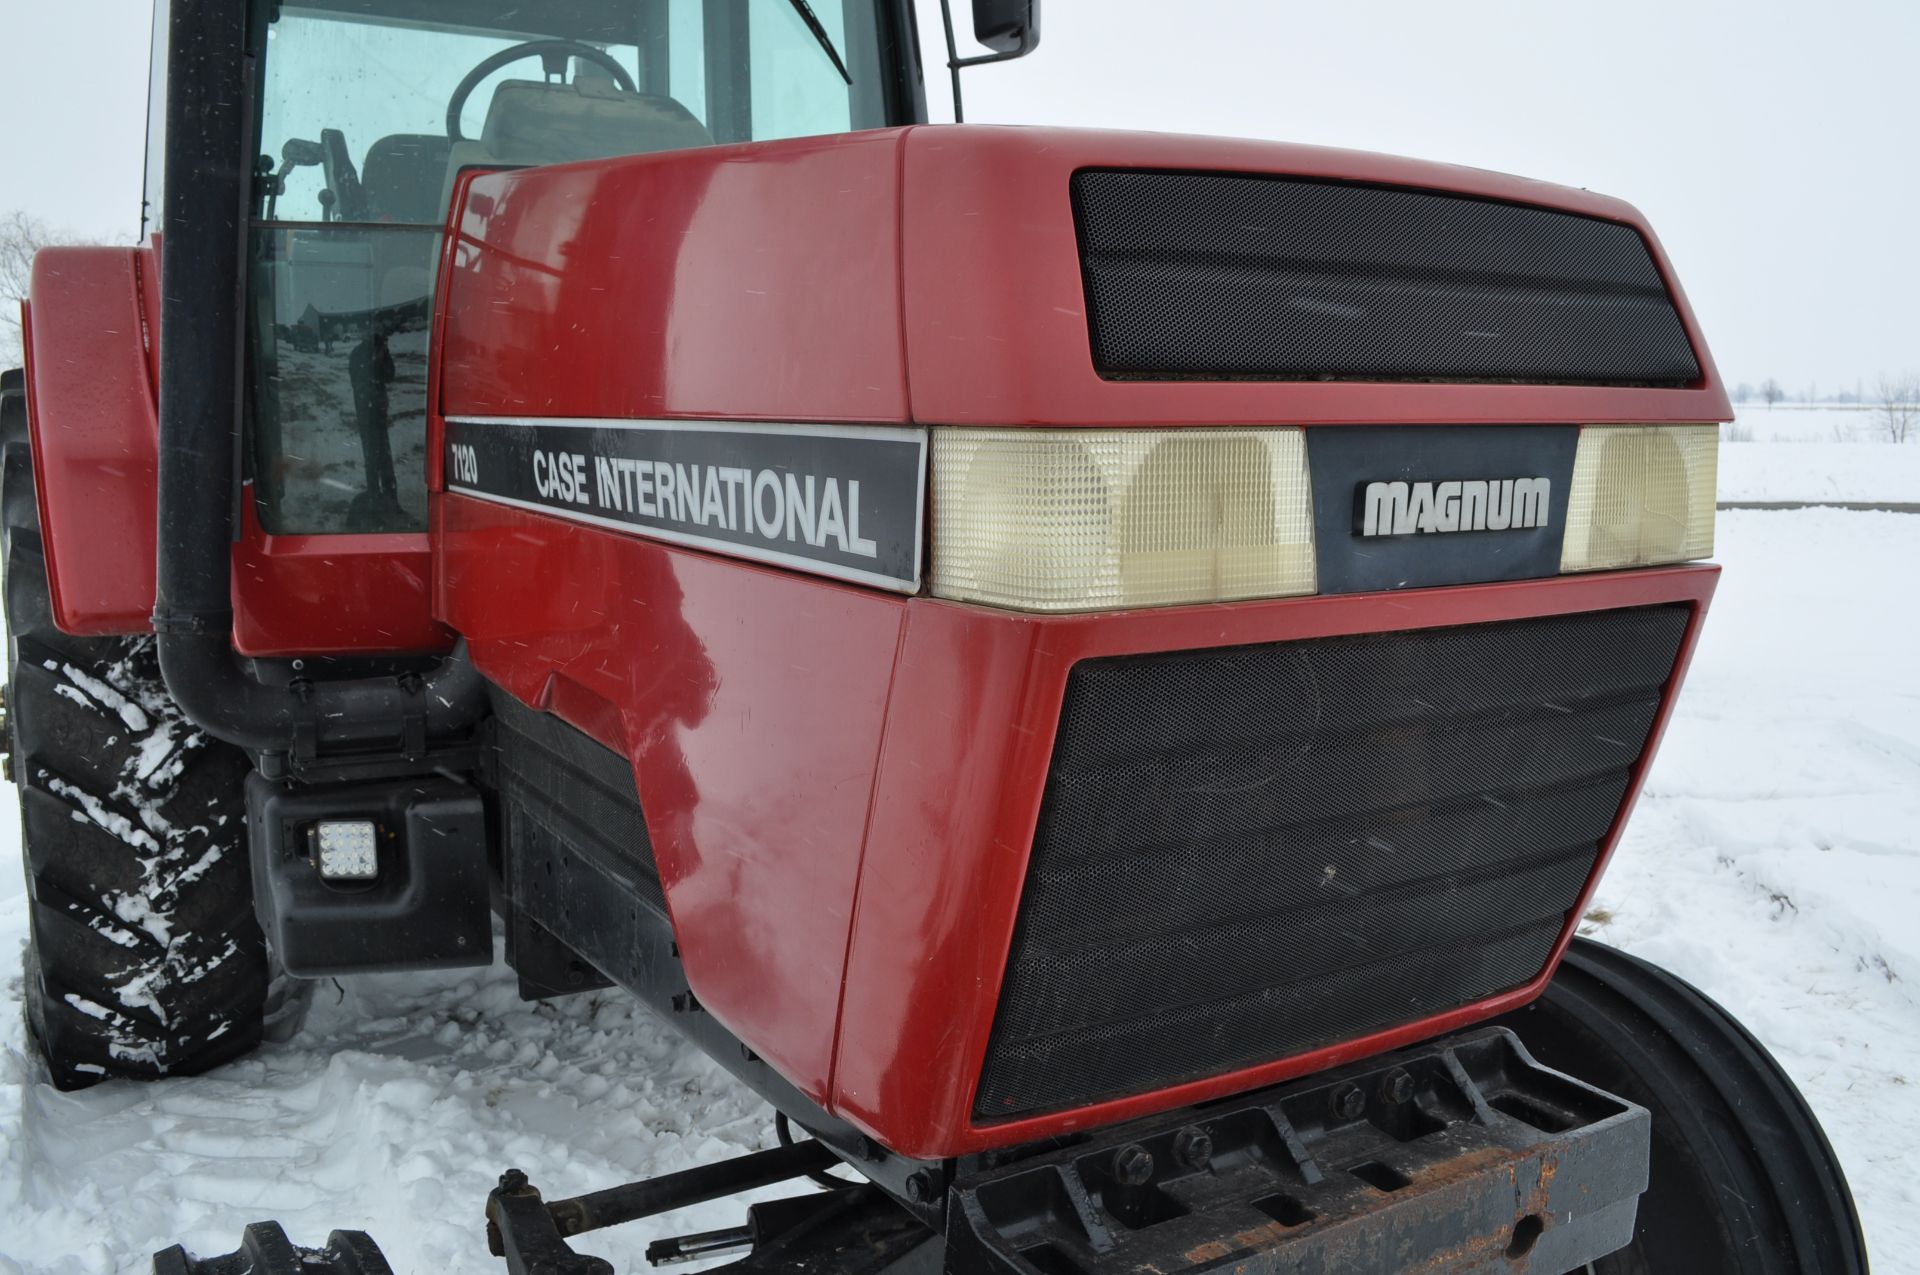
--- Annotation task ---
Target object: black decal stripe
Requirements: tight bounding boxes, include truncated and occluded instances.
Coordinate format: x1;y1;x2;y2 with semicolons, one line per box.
443;416;926;592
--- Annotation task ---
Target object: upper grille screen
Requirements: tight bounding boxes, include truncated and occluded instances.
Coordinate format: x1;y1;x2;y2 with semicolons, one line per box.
974;604;1692;1120
1072;170;1702;386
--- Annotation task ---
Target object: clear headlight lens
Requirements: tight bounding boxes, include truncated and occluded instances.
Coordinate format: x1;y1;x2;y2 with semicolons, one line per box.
929;428;1316;612
1560;424;1718;573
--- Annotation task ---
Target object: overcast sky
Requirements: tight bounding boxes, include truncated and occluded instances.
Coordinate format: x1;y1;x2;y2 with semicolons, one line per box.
2;0;1915;393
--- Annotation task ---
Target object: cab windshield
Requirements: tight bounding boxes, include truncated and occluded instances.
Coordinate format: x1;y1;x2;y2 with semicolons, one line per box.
246;0;896;534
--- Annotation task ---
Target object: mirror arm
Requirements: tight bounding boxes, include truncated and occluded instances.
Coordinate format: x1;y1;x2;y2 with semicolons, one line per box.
952;48;1030;69
938;0;968;122
937;0;1038;123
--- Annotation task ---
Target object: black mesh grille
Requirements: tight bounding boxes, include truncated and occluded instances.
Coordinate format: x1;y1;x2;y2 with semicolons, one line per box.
1072;170;1702;386
974;605;1692;1120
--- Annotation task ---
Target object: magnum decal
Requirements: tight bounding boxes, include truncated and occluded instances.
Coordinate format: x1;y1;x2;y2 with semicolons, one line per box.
1358;477;1553;537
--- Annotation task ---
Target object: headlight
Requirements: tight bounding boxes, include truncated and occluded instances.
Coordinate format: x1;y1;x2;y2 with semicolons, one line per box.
929;428;1316;612
311;819;379;881
1560;424;1717;572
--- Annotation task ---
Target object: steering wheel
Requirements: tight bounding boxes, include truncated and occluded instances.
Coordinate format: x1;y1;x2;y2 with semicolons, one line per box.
445;39;638;143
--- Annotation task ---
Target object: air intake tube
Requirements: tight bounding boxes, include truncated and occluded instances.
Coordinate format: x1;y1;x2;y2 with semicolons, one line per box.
152;0;484;761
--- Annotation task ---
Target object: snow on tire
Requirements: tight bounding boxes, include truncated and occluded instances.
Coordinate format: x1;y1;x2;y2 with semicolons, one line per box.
2;370;268;1089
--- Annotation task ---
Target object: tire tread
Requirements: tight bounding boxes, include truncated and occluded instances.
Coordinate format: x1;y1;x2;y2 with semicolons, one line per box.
3;373;268;1090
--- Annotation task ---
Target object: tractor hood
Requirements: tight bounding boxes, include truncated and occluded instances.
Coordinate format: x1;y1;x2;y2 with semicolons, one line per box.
434;124;1730;432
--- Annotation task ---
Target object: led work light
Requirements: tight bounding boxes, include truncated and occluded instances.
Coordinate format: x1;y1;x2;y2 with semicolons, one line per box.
1560;424;1718;573
312;820;380;881
928;428;1317;612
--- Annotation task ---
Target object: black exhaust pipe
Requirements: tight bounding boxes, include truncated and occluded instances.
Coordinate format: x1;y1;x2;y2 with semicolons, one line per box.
152;0;483;761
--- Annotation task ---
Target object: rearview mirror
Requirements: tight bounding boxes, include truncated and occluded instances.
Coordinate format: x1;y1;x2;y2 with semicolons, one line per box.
972;0;1041;57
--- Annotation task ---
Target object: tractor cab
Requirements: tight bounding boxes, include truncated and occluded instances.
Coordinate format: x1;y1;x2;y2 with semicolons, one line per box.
149;1;920;535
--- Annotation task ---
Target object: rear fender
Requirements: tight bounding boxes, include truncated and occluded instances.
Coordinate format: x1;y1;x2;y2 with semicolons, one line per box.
21;245;160;634
22;242;449;654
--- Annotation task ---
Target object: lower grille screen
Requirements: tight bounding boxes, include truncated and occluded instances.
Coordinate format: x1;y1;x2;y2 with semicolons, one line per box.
974;605;1691;1120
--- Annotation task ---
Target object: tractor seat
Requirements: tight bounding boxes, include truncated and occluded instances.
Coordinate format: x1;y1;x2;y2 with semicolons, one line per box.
361;133;453;224
438;78;714;220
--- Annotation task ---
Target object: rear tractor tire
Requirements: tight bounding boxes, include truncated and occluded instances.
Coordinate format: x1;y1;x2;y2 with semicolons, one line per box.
2;369;268;1089
1497;937;1869;1275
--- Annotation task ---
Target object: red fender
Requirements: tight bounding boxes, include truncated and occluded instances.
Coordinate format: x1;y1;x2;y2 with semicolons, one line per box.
21;246;160;634
22;240;449;654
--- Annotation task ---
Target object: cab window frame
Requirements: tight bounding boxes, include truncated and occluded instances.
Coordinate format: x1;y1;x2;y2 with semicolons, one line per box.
233;0;924;537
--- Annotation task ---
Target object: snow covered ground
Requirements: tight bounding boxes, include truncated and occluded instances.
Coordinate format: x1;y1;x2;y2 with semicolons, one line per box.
0;892;797;1273
1719;404;1920;504
1718;441;1920;503
1726;403;1907;444
1579;508;1920;1268
1;505;1917;1271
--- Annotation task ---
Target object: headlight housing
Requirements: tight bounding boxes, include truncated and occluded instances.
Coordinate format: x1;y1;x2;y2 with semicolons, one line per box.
1560;424;1718;572
929;428;1316;612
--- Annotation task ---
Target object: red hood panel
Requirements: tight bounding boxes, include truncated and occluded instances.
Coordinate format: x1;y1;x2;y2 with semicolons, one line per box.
439;125;1729;430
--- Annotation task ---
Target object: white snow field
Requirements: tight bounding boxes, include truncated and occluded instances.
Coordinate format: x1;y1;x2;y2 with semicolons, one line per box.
1726;403;1910;444
1718;442;1920;504
1;507;1917;1272
1718;404;1920;503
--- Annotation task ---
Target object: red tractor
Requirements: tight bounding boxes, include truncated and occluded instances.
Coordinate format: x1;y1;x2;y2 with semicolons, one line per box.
7;1;1867;1271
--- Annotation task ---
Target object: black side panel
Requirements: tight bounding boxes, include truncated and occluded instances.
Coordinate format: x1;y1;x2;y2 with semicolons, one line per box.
486;689;945;1209
975;605;1693;1121
1073;170;1703;386
489;688;669;989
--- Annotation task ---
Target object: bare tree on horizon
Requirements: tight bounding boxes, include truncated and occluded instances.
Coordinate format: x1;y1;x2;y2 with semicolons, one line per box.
1873;374;1919;444
2;210;77;369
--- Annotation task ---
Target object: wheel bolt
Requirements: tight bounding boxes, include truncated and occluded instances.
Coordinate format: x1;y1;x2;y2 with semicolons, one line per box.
1379;1069;1415;1105
1330;1082;1367;1122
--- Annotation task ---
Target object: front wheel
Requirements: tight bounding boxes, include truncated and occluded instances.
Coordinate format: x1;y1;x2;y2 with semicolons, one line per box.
1496;937;1868;1274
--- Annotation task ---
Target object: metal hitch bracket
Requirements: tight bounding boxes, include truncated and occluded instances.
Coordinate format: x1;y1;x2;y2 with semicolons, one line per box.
946;1027;1650;1275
